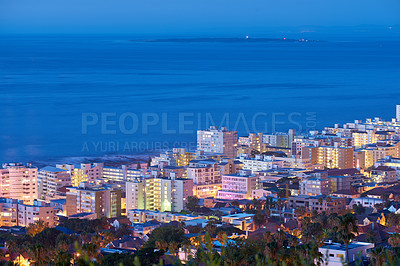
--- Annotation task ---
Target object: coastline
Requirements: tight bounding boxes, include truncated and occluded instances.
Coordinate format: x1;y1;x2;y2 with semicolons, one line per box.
27;152;160;169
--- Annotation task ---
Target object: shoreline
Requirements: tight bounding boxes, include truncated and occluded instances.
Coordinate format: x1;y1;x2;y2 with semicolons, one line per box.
25;152;162;169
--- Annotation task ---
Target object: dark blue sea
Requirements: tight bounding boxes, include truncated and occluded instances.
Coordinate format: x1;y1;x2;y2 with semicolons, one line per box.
1;34;400;163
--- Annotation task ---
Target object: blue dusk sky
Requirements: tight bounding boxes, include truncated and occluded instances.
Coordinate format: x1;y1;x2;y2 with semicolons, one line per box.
0;0;399;34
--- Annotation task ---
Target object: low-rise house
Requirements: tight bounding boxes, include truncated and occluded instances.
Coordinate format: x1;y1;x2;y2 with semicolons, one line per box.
221;213;254;231
288;195;346;213
132;220;162;235
319;241;374;266
331;190;361;199
349;197;383;208
370;166;397;183
127;209;204;224
68;212;97;220
109;236;144;251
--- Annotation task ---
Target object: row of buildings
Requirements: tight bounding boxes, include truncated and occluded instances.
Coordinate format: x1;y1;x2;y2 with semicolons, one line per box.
1;106;400;229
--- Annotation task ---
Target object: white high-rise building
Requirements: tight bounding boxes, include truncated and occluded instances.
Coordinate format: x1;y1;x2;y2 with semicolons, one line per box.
126;176;193;212
197;126;237;158
38;166;71;200
126;179;145;210
396;105;400;122
0;163;38;205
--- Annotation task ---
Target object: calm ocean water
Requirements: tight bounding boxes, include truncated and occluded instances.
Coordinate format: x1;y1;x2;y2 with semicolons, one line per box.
1;34;400;163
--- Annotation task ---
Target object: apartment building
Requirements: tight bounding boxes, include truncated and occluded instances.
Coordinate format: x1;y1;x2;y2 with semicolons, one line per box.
370;166;397;183
127;209;204;224
291;137;320;156
357;141;400;169
125;179;145;211
66;183;121;219
0;163;38;205
328;176;352;193
197;126;237;158
173;148;195;166
187;159;222;198
38;166;71;200
187;159;221;184
263;133;290;148
57;163;103;187
274;156;312;169
238;133;266;153
0;198;19;226
301;146;354;169
0;198;57;227
217;169;258;200
238;154;284;173
289;195;346;214
219;158;242;175
375;156;400;178
18;200;58;227
102;165;142;182
397;105;400;122
126;176;193;212
299;177;330;196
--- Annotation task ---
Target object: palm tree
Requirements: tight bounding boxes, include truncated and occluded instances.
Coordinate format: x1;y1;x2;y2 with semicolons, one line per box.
216;231;227;246
265;240;281;264
80;242;100;262
253;212;267;229
26;243;52;266
91;233;102;248
366;230;377;244
155;240;168;252
370;247;385;266
336;213;359;265
26;220;48;237
168;241;179;258
294;206;307;219
265;208;271;218
102;231;115;248
54;242;72;266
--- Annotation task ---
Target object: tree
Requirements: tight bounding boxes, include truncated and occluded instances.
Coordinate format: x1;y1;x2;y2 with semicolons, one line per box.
231;200;240;207
185;196;200;212
265;208;271;218
143;224;186;250
155;240;168;252
168;241;179;257
366;230;377;244
136;162;141;170
374;203;385;212
204;220;218;236
294;206;307;218
336;213;359;266
115;223;132;238
381;194;390;203
353;203;366;215
216;232;227;246
253;212;267;229
53;241;72;266
277;189;287;198
147;156;152;168
389;233;400;247
27;220;48;237
370;247;385;266
79;242;101;262
102;231;115;247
